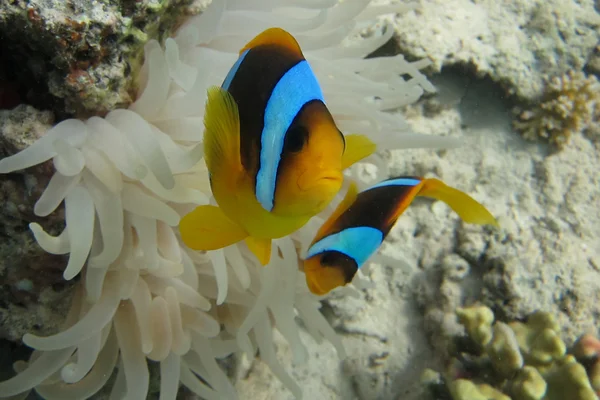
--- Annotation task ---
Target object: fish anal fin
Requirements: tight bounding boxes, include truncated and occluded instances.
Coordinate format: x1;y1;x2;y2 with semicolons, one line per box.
342;134;377;170
240;27;303;57
418;179;499;227
203;86;241;178
313;181;359;242
179;205;248;250
245;236;272;266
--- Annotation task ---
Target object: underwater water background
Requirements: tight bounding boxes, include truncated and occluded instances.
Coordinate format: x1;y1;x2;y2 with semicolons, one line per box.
0;0;599;399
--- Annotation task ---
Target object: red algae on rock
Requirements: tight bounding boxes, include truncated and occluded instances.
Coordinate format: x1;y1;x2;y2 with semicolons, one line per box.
0;0;196;117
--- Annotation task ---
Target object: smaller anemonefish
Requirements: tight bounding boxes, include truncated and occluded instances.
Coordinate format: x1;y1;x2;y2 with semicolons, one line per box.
303;176;499;295
179;27;375;265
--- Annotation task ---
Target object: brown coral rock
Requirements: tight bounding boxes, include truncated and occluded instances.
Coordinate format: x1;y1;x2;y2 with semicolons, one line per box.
513;71;600;148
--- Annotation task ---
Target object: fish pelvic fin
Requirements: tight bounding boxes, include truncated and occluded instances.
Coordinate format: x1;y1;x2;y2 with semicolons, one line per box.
179;205;248;250
418;179;499;227
341;134;377;170
245;236;272;266
240;27;303;57
313;181;359;243
203;86;242;178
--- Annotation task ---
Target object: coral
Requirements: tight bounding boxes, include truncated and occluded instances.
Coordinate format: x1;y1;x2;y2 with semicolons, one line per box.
422;305;600;400
587;45;600;76
389;0;600;100
448;379;510;400
456;306;494;348
0;1;458;399
408;88;600;397
572;334;600;395
513;70;600;148
0;0;196;117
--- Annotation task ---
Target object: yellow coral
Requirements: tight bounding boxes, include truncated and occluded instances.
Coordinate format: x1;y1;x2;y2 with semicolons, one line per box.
449;380;511;400
509;311;566;366
544;356;598;400
510;366;547;400
423;306;600;400
487;322;524;378
456;305;495;347
513;70;600;148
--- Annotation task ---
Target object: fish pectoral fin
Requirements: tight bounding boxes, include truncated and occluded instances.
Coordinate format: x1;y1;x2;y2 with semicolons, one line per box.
418;179;499;227
341;134;377;170
179;205;248;250
203;86;242;177
245;236;272;266
313;181;358;242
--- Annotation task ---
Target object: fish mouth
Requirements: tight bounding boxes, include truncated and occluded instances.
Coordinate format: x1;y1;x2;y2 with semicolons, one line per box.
304;267;329;295
306;277;328;296
297;169;343;191
304;259;346;295
305;269;344;296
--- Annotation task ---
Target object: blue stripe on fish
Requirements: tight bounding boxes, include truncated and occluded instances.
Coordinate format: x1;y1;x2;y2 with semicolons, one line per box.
306;226;383;268
222;49;250;91
367;177;422;191
255;60;324;212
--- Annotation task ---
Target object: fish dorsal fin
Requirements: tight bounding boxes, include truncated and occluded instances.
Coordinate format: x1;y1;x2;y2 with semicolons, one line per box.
313;181;359;243
239;27;303;57
418;178;499;227
203;86;242;177
342;134;377;170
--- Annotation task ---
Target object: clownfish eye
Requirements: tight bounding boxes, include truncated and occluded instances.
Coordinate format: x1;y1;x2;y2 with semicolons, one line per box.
284;125;308;153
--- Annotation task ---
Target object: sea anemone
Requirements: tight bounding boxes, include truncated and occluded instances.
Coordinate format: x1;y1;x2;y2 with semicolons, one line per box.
0;1;456;399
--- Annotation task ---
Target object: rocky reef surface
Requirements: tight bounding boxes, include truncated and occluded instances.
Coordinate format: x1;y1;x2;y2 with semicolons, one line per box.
389;0;600;100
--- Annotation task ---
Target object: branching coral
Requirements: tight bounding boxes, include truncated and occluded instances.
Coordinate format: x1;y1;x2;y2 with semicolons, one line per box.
422;305;600;400
0;0;458;399
513;70;600;148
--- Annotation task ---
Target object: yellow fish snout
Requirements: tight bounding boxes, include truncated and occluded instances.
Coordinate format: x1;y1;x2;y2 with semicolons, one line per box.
273;155;343;216
296;167;343;211
304;256;347;296
297;166;343;191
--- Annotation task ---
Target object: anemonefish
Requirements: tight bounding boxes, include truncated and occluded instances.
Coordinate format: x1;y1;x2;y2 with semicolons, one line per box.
303;176;499;295
179;27;376;265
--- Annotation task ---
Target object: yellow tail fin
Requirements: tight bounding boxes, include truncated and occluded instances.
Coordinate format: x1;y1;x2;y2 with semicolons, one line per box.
203;86;241;178
418;179;499;227
179;205;248;250
245;236;272;266
342;134;377;170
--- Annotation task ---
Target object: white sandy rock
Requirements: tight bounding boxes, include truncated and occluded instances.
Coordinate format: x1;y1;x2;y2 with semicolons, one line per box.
389;0;600;100
411;72;600;363
235;280;438;400
237;70;600;399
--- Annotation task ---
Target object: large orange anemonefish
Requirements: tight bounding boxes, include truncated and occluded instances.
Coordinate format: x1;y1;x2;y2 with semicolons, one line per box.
179;27;376;265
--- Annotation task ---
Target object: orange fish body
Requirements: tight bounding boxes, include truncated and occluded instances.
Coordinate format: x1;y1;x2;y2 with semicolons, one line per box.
304;177;499;295
179;28;375;264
